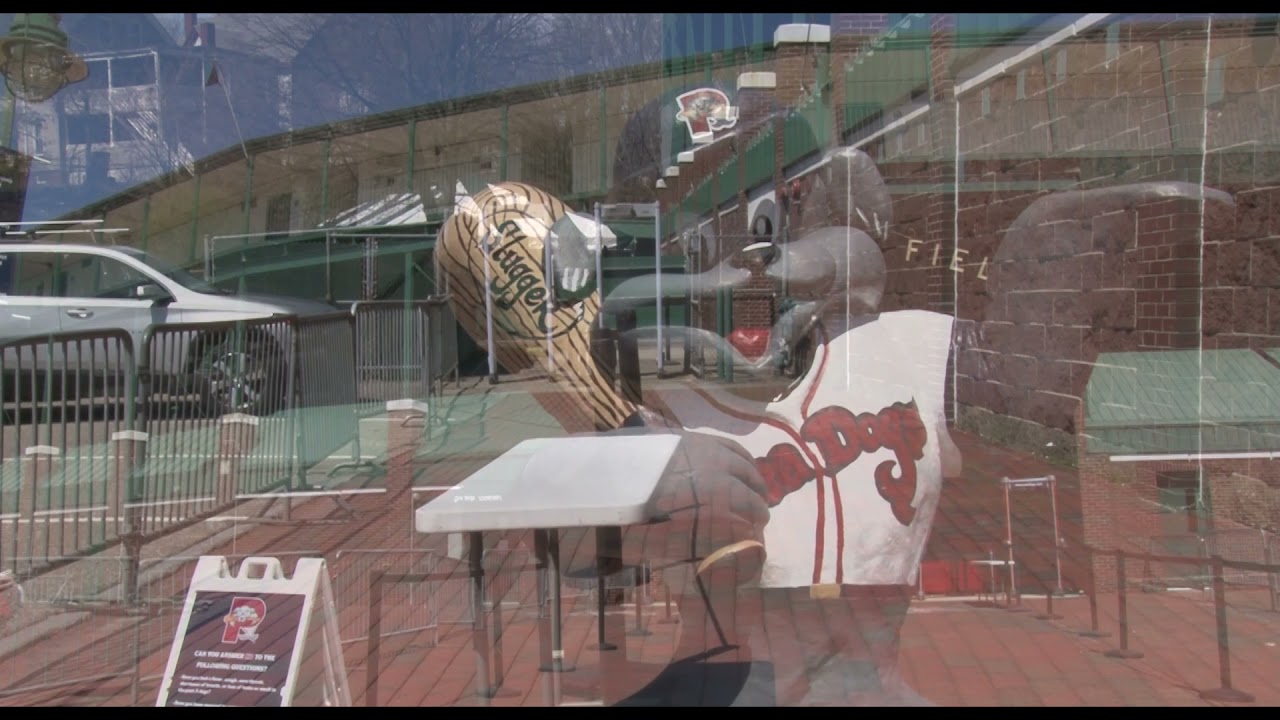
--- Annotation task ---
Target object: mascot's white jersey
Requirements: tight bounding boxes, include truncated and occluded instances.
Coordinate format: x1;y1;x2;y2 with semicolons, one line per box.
661;309;953;589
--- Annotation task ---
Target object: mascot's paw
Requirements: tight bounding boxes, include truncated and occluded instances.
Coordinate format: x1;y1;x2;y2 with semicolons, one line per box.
697;539;766;588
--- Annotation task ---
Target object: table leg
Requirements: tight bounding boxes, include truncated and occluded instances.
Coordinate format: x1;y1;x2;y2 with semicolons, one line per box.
591;526;619;652
546;529;575;674
487;546;520;698
596;527;633;707
627;581;651;637
535;530;553;671
683;295;692;376
469;531;493;702
534;530;555;706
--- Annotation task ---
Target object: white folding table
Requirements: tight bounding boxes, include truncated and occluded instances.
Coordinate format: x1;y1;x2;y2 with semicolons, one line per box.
414;433;684;705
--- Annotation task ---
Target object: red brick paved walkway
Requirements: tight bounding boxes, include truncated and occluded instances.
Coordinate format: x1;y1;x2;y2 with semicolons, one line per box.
6;415;1278;706
12;587;1275;707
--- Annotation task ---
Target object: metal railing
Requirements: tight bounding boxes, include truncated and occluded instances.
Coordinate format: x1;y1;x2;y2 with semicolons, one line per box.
0;292;459;704
1142;528;1279;591
1;330;138;580
346;299;455;408
1027;544;1280;705
203;228;438;304
0;301;454;582
330;549;444;648
135;316;299;541
293;312;362;475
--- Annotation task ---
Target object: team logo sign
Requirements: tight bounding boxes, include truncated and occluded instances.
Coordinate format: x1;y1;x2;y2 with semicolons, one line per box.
221;596;267;644
676;88;739;144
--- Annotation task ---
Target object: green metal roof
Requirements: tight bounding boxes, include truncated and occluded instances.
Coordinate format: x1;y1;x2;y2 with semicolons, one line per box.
1083;349;1280;455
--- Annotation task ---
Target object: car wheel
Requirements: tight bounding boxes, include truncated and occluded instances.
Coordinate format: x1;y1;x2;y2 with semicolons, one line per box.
196;335;287;417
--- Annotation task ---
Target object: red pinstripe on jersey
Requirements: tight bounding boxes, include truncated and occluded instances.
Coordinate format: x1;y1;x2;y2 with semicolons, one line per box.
692;322;835;585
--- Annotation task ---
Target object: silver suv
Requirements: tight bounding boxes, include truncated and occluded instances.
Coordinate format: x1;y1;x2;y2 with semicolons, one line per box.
0;242;337;414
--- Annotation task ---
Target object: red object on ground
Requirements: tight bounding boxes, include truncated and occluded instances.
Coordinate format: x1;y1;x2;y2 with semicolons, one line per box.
729;327;771;360
920;559;984;595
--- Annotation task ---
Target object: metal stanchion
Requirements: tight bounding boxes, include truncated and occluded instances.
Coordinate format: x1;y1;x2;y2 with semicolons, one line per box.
1105;549;1144;659
469;532;495;702
1078;551;1111;638
490;596;506;690
1264;536;1278;614
658;583;678;624
130;613;142;706
1036;588;1063;621
1003;545;1030;613
485;557;519;699
591;527;619;652
533;530;556;707
366;570;384;707
1199;555;1255;703
627;575;652;637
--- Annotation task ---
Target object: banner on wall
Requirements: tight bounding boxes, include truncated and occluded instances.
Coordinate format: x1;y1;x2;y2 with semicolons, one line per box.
675;88;740;145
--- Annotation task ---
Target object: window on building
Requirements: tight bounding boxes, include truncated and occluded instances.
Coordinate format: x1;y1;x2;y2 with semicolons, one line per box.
113;114;143;142
265;193;293;240
112;55;157;88
65;114;112;145
81;60;110;91
17;115;46;157
1105;23;1121;64
1206;55;1227;108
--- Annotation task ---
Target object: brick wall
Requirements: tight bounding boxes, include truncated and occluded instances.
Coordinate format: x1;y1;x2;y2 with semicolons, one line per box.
891;17;1277;460
661;15;1280;462
831;13;889;40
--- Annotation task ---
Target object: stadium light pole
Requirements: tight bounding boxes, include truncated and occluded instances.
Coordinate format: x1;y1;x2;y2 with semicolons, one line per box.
0;13;88;148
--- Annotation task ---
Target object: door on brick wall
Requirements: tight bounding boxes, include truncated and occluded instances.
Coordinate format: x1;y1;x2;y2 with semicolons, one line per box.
1157;472;1207;534
1155;471;1210;586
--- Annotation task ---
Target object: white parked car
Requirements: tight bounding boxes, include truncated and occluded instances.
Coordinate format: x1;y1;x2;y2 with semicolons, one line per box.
0;241;338;415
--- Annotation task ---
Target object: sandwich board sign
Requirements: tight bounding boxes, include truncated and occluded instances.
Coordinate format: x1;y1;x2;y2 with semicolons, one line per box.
155;556;350;707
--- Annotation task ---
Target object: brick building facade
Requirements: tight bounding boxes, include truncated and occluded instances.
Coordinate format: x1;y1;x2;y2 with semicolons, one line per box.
641;14;1280;590
656;14;1278;451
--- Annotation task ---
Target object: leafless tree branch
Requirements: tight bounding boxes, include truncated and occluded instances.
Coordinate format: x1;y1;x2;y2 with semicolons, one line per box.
218;13;663;127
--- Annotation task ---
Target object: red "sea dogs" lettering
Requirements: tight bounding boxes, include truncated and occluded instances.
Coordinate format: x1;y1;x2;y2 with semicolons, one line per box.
755;401;928;526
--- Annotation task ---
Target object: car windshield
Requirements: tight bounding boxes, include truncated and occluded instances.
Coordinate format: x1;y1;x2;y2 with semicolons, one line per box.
116;247;229;295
